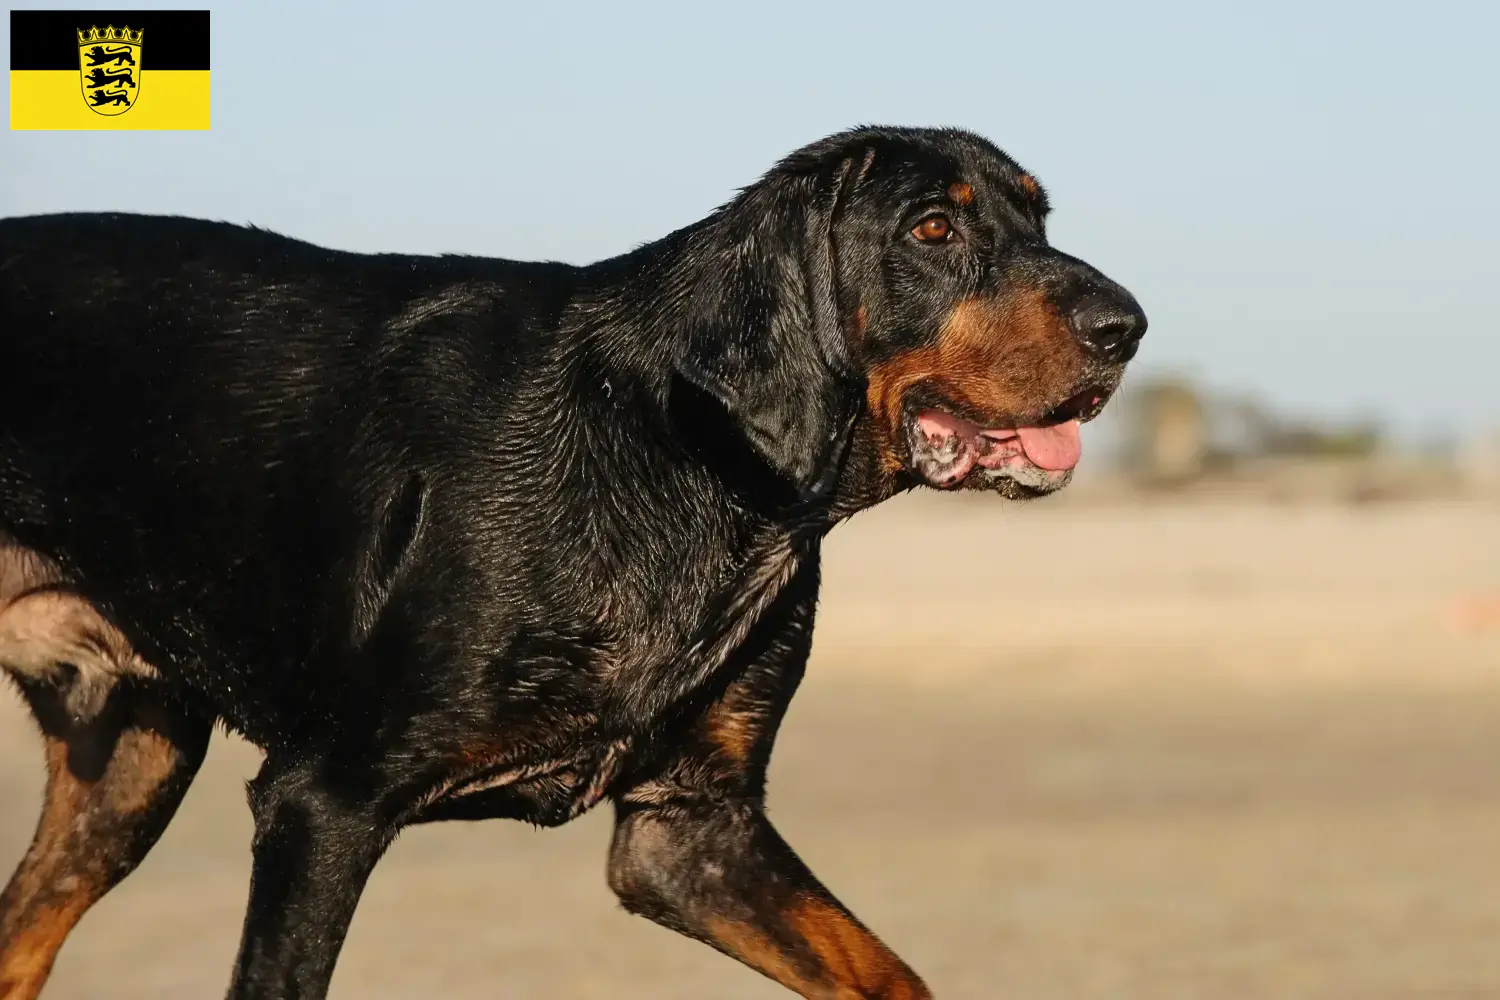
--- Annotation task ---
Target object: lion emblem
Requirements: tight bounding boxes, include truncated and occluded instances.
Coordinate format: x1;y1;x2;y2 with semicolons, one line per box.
77;25;143;117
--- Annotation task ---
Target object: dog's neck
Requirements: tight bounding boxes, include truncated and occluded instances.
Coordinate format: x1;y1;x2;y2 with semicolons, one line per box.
565;218;901;527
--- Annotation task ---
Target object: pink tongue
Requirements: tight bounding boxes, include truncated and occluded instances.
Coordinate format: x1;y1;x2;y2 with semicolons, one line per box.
1014;420;1082;471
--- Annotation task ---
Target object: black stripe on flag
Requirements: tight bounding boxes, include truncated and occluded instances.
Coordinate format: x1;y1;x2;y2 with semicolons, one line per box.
10;10;210;70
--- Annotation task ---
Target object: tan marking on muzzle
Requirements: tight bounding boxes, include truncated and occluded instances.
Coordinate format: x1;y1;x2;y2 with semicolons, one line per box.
864;291;1087;473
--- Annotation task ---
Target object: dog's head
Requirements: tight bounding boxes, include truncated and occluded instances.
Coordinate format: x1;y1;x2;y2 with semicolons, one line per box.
673;126;1145;504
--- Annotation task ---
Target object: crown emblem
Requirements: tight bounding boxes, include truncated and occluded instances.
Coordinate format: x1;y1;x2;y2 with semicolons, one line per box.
77;25;144;45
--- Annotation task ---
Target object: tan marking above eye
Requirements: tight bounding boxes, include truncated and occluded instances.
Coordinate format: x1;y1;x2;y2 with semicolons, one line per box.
947;181;975;206
912;216;952;242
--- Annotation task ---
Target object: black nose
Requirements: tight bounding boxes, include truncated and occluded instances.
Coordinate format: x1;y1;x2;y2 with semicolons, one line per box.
1070;292;1147;363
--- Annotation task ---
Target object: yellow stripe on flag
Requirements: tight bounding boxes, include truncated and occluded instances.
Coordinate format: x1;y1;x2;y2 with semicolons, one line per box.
10;70;210;130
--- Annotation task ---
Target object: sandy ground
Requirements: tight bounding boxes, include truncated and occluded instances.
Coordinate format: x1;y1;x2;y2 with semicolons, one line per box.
3;494;1498;999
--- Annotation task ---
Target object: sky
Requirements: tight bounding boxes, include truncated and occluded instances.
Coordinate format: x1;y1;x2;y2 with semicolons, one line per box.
3;1;1496;443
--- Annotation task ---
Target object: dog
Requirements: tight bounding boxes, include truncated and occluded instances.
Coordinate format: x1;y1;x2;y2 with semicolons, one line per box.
0;126;1145;999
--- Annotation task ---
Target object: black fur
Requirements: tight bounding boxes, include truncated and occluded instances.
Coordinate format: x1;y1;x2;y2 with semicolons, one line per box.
0;126;1144;999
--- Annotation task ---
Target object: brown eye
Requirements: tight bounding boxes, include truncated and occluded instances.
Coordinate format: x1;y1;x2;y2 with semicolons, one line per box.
912;215;952;242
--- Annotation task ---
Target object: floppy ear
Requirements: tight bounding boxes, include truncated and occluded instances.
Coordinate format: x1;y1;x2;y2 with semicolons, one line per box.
674;155;865;500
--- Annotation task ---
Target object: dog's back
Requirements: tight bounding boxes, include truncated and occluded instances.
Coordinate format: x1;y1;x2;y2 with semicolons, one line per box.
2;216;382;699
0;214;575;727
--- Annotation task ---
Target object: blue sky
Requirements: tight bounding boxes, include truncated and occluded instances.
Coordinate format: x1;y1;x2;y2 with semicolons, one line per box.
4;1;1496;442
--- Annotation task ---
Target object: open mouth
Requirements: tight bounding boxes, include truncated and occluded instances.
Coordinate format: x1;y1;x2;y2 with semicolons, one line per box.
903;386;1110;492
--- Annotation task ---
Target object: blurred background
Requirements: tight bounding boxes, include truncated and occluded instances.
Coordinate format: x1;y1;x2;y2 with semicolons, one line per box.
2;2;1498;997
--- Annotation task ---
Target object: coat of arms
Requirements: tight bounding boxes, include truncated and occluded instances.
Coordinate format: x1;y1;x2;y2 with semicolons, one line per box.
77;24;143;116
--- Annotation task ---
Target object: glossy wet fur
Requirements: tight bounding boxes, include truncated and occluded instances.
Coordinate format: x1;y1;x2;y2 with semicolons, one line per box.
0;126;1142;998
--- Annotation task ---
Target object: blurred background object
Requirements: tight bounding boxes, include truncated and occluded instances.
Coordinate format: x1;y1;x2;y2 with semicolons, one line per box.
1088;373;1492;506
1120;377;1210;487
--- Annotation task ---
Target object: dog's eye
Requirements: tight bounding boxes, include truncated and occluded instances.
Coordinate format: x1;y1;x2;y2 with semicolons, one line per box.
912;215;953;243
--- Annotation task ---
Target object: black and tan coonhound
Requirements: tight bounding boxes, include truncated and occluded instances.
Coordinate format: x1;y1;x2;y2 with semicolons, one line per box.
0;126;1144;999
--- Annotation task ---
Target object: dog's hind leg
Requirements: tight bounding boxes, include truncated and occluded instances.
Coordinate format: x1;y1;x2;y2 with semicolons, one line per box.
0;677;210;1000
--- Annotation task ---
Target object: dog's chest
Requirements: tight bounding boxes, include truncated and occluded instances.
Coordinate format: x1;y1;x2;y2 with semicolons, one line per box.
409;530;812;826
416;733;633;827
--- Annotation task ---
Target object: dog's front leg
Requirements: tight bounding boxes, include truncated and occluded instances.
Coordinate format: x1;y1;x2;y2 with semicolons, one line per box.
224;755;394;1000
606;590;931;1000
609;795;930;999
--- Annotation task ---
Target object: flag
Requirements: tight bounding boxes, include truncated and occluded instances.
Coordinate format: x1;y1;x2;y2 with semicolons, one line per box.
10;10;210;130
